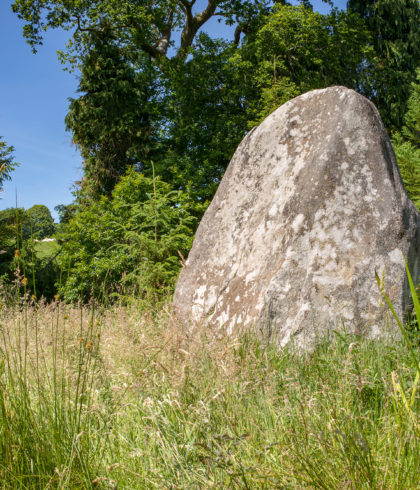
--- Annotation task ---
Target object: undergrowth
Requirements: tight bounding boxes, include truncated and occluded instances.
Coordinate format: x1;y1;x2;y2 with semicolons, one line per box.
0;292;418;489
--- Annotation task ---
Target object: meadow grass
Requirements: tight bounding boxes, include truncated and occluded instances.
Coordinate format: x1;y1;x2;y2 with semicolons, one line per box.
0;294;418;489
33;240;60;260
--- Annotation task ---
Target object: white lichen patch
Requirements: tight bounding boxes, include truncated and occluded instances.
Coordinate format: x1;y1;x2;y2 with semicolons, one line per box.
292;214;306;233
388;248;403;265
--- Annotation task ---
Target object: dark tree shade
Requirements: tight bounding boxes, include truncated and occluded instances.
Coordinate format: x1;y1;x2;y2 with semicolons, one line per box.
347;0;420;130
392;68;420;209
65;35;161;198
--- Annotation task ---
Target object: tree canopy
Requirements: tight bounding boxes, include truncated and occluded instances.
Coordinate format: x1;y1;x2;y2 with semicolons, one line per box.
65;35;162;198
347;0;420;129
11;0;271;63
23;204;55;239
60;2;377;204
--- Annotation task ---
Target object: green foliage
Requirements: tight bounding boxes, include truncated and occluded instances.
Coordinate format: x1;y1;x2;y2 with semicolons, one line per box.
57;169;198;302
233;4;373;125
0;136;18;192
348;0;420;130
156;34;251;203
133;5;373;202
392;134;420;208
403;67;420;148
0;207;26;276
11;0;266;62
23;204;55;239
66;36;162;198
392;68;420;208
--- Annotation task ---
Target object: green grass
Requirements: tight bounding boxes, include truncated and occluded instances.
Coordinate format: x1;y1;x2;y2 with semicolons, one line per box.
0;297;418;489
33;240;60;260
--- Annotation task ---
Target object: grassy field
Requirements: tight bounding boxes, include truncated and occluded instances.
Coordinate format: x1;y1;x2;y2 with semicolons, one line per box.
0;296;418;489
33;240;60;260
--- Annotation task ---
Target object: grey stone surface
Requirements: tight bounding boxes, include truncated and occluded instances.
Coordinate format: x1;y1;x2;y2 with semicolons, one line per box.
173;86;420;348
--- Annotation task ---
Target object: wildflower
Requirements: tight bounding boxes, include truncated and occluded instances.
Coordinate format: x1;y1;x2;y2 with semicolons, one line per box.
21;277;28;286
14;249;20;258
54;294;59;301
86;340;93;350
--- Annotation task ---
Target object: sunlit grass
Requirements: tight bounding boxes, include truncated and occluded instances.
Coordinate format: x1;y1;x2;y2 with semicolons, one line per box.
0;294;418;489
33;240;59;260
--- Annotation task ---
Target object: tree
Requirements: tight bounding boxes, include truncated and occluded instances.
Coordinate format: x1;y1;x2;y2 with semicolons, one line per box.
392;68;420;209
23;204;55;239
12;0;374;205
0;137;18;193
54;203;77;224
154;34;253;203
347;0;420;130
13;0;413;208
230;4;372;125
11;0;270;201
65;33;162;198
11;0;268;64
0;207;23;275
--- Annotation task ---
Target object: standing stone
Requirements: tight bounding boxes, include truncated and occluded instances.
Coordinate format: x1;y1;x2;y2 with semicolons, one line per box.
173;87;420;348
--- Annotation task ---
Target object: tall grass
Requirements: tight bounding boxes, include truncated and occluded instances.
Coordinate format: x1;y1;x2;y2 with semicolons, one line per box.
0;288;419;488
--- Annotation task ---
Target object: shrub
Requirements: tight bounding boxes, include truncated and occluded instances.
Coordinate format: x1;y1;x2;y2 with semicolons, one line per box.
57;169;198;303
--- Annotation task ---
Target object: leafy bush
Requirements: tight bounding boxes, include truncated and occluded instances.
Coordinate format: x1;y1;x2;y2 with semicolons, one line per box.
393;68;420;209
57;169;199;303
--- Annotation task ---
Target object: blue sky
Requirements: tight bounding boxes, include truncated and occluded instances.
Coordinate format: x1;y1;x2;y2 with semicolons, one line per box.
0;0;347;220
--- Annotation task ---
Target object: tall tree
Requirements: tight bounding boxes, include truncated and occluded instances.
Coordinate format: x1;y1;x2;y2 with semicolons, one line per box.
347;0;420;130
231;4;372;124
64;2;374;203
65;33;162;198
23;204;56;239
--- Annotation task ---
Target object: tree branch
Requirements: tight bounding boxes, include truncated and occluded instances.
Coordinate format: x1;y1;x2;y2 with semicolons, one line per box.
76;16;101;35
156;8;174;55
234;25;242;45
176;0;219;61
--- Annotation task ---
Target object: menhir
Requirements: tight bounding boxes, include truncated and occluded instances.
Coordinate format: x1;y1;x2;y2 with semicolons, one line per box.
173;86;420;349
